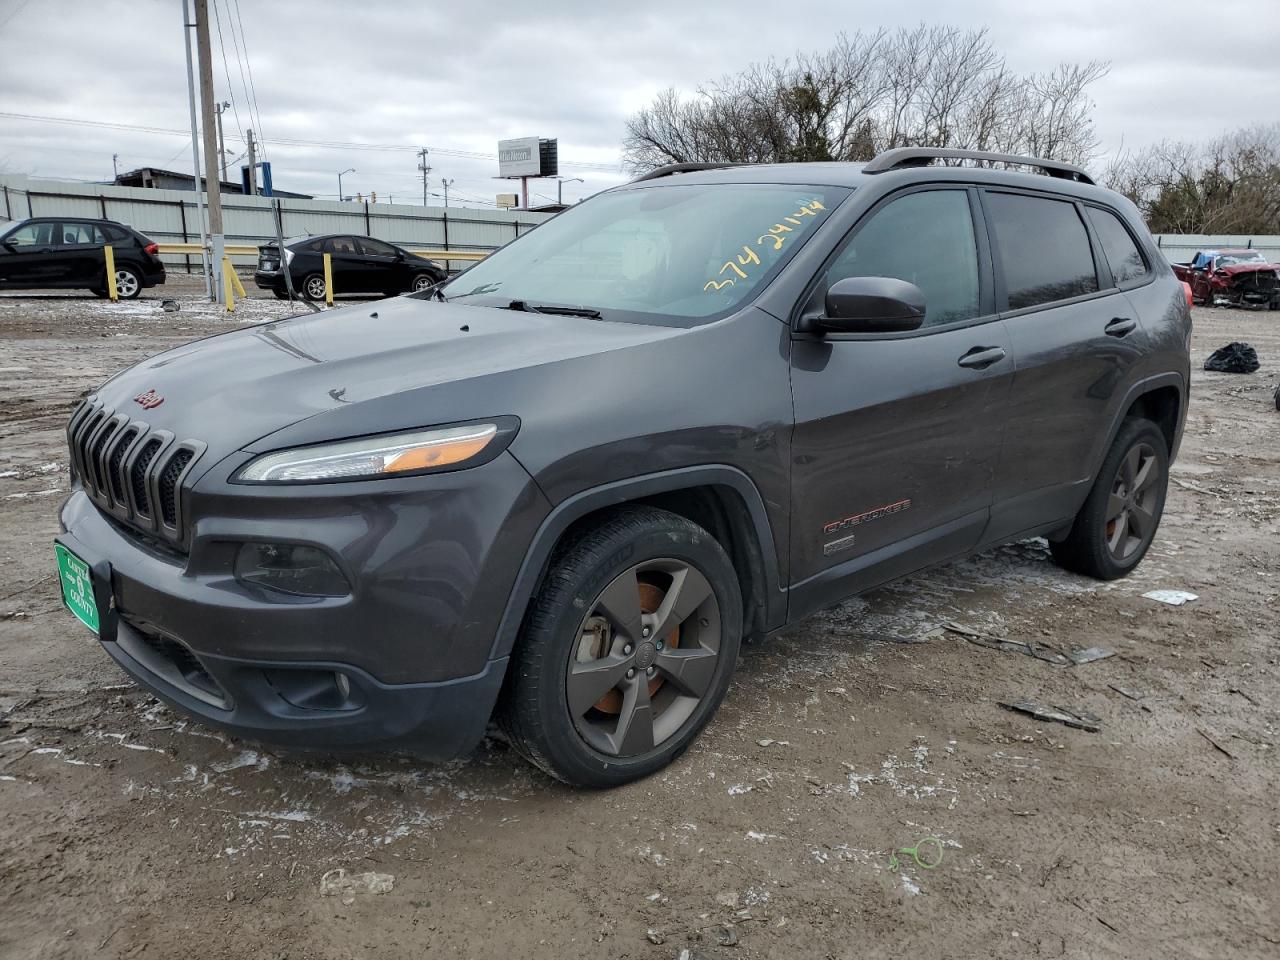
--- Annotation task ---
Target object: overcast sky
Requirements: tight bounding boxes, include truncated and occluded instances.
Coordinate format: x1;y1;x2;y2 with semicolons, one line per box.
1;0;1276;208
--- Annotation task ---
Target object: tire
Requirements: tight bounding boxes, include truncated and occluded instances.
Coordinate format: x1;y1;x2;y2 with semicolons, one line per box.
498;505;743;788
410;272;437;294
1050;417;1169;580
91;288;108;299
273;288;292;301
301;273;327;301
112;266;142;300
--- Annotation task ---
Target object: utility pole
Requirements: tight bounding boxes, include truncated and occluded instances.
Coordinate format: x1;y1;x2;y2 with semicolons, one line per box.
246;128;257;196
112;153;119;181
416;148;430;207
441;178;453;208
181;0;211;297
194;0;225;302
214;101;230;180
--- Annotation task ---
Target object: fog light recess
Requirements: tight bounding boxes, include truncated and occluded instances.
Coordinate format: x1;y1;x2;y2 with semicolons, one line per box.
234;542;350;598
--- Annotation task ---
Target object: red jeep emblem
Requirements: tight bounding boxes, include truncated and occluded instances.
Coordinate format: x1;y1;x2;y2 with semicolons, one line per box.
134;389;164;410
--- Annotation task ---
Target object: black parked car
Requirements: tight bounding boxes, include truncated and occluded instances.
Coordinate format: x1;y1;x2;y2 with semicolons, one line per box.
0;217;166;299
56;148;1190;787
254;234;446;301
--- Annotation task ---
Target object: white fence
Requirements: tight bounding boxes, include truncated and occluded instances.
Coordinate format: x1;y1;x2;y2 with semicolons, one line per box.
1153;234;1280;265
0;174;553;272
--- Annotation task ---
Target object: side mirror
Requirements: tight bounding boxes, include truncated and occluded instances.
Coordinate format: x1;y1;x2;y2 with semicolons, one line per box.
819;276;926;334
0;240;16;253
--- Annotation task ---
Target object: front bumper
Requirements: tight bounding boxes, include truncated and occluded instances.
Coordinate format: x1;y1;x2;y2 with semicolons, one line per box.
56;450;548;757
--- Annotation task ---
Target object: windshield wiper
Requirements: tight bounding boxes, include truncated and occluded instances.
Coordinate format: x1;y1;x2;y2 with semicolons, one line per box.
504;300;601;319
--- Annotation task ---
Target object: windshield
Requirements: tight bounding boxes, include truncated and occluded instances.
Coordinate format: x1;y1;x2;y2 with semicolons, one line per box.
443;182;849;324
1217;251;1268;267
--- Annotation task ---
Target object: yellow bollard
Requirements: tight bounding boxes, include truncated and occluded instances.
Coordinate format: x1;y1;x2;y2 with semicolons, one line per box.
104;244;118;301
221;256;246;312
322;252;334;306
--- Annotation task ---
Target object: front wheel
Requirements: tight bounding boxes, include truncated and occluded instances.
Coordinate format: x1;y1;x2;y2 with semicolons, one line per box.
410;272;437;294
1050;417;1169;580
499;506;742;787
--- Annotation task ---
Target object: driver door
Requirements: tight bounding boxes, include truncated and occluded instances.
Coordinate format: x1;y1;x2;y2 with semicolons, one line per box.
787;186;1013;616
0;221;65;286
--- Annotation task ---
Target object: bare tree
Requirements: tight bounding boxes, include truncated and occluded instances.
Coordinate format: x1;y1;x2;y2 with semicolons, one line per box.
1105;124;1280;234
623;25;1107;172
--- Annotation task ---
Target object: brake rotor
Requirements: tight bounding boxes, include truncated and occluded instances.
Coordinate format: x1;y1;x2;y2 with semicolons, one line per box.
592;580;678;715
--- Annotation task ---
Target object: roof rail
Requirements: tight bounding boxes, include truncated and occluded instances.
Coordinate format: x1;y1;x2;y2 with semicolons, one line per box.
629;161;742;183
863;147;1095;185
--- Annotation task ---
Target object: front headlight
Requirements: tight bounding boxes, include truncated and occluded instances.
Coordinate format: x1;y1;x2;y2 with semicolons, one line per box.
236;423;500;483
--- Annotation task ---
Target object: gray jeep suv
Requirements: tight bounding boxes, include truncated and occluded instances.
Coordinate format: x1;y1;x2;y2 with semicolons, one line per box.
55;148;1190;787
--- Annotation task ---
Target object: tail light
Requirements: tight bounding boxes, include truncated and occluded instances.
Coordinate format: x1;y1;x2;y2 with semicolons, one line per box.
1181;281;1193;307
144;242;159;256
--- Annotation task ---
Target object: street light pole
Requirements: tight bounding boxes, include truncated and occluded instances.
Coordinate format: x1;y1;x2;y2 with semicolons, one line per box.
337;167;354;201
557;176;584;204
441;178;454;208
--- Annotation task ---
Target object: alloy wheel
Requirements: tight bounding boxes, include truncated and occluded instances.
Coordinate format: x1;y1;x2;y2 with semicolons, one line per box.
305;275;326;299
412;274;435;292
566;558;721;758
114;270;139;298
1105;441;1160;561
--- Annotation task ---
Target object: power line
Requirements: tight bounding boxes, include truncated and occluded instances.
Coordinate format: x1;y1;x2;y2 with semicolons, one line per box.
209;0;245;142
0;111;624;171
231;0;266;159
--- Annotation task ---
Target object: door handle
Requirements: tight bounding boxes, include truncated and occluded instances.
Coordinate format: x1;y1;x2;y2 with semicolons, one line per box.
1105;317;1137;337
957;346;1006;369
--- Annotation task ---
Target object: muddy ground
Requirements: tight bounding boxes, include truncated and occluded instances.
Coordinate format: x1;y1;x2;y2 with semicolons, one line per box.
1;277;1277;960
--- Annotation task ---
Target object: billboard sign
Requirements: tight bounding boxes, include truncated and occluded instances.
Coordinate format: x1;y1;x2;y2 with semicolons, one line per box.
498;137;542;178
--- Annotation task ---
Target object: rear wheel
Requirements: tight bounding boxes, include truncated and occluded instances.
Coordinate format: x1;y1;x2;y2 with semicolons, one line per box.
112;266;142;300
1050;417;1168;580
302;273;327;301
499;506;742;787
273;288;292;300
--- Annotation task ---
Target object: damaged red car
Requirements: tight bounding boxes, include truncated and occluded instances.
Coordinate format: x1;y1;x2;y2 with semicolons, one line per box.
1171;249;1280;309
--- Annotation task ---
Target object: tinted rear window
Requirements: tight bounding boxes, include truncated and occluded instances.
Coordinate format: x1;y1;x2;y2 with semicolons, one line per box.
987;192;1099;310
1085;207;1147;285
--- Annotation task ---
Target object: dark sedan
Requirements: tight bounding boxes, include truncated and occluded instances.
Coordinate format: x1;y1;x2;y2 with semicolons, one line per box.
254;234;446;301
0;217;166;299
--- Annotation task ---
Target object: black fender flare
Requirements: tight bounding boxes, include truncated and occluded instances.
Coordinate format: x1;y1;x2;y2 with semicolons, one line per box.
487;464;785;663
1091;371;1187;478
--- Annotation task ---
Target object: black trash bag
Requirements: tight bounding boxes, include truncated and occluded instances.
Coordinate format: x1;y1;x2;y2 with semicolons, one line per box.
1203;342;1259;374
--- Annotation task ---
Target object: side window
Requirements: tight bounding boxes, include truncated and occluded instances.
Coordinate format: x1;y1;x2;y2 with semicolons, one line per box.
986;192;1099;310
357;238;399;258
102;225;128;242
5;223;48;247
60;223;106;244
824;190;980;327
327;236;358;255
1086;207;1147;286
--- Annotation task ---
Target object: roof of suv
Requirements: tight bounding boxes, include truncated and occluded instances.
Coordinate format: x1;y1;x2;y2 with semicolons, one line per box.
624;149;1108;203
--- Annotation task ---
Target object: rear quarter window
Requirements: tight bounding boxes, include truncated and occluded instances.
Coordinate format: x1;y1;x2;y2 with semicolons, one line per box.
986;192;1099;311
1085;207;1148;286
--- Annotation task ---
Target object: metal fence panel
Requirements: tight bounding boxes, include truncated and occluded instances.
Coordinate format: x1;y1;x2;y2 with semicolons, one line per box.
1153;234;1280;265
0;174;552;271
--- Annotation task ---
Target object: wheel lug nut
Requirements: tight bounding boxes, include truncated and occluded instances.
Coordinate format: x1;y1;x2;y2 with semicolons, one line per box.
646;666;655;677
623;644;633;655
656;639;664;650
642;627;651;638
626;668;635;679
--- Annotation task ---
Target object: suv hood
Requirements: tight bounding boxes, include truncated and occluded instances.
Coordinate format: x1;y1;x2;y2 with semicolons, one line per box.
91;296;681;465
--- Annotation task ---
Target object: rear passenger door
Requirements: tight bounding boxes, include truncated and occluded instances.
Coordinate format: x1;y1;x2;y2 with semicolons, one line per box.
324;236;366;294
59;222;108;285
787;186;1014;616
982;190;1150;542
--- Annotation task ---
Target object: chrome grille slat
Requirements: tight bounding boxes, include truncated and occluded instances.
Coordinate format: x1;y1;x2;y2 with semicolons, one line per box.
65;400;205;551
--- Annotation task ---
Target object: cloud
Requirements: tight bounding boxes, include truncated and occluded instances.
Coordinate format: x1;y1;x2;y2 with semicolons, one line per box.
1;0;1276;204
